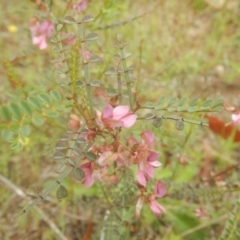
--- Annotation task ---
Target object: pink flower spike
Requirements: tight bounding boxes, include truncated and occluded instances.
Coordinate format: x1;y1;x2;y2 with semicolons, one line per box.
232;112;240;125
72;0;89;11
155;181;167;198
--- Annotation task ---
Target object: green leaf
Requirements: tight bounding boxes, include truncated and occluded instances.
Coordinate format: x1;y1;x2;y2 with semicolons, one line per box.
189;98;200;107
85;32;99;41
177;106;187;112
213;106;223;112
38;93;51;105
32;116;45;126
10;141;23;151
55;142;68;150
90;80;100;87
202;99;213;108
188;106;198;112
1;129;13;140
73;168;85;181
50;90;62;102
105;67;116;75
145;102;154;108
212;98;223;108
27;96;42;110
64;16;76;24
158;96;167;105
107;88;117;97
167;107;176;112
56;185;68;199
1;106;12;121
88;55;101;63
44;109;59;118
53;151;65;160
19;125;31;136
10;102;22;120
20;101;33;115
56;24;63;31
144;113;154;119
153;117;162;128
85;151;97;161
82;15;94;23
168;97;179;106
176;120;184;130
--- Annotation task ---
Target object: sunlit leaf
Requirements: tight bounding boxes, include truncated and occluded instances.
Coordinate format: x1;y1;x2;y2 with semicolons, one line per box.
32;116;45;126
10;103;22;120
168;97;179;106
50;90;62;102
19;125;31;136
1;106;12;121
38;93;51;105
27;96;42;110
20;101;33;115
189;98;200;107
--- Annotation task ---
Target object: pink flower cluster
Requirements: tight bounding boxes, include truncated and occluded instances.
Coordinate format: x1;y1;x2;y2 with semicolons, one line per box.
29;19;54;50
67;104;166;218
129;130;161;186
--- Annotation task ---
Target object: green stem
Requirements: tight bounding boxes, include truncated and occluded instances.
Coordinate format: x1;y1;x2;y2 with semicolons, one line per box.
120;49;134;109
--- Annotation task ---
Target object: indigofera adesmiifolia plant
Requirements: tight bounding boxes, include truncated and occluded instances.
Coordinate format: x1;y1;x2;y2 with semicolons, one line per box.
17;14;225;231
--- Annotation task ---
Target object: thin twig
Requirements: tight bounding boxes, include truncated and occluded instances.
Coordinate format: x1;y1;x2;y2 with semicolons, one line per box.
0;174;68;240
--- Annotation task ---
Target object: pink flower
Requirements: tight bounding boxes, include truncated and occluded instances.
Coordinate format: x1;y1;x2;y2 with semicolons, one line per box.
232;112;240;125
149;181;167;217
29;19;54;50
131;131;161;186
72;0;89;11
101;105;137;129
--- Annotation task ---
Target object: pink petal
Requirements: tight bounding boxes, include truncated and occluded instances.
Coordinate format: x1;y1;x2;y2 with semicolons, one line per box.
148;151;160;162
113;106;130;119
150;200;162;217
102;104;113;118
150;200;166;217
137;170;147;186
155;180;167;198
122;114;137;128
141;130;155;147
102;118;123;128
232;113;240;125
145;164;154;178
